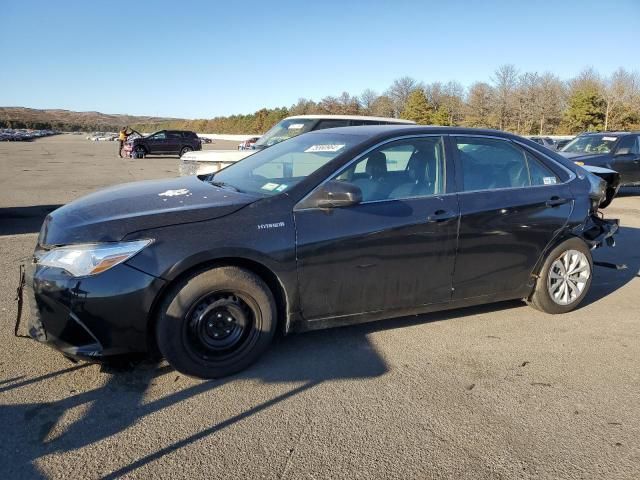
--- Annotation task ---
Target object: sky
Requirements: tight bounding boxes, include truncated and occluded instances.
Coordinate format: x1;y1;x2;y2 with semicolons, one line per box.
1;0;639;119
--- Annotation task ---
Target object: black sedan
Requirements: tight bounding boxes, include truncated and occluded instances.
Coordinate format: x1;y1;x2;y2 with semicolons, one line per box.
559;131;640;187
18;126;619;378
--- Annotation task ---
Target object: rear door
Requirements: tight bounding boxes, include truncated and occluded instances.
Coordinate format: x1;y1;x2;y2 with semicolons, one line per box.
146;131;167;154
166;131;183;154
294;135;459;320
612;135;640;185
451;135;573;300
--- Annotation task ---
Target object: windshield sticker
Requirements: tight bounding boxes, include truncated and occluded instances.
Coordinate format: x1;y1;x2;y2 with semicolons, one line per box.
275;184;288;192
288;124;305;130
304;144;346;153
261;182;280;191
158;188;190;197
602;136;617;142
543;177;557;185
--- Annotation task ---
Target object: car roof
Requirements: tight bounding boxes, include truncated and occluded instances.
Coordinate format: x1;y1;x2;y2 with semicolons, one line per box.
579;131;639;136
283;114;415;124
306;124;521;140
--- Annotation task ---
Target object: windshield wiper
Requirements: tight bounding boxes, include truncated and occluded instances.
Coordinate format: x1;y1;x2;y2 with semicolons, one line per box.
210;180;240;192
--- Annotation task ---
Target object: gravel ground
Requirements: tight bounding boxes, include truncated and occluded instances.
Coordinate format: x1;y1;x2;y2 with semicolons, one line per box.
0;135;638;479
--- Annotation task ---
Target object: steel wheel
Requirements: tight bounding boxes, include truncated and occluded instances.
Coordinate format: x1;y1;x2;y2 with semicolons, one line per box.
547;249;591;306
182;291;260;361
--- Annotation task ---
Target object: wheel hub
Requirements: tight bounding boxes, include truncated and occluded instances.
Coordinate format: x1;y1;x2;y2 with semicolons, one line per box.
187;295;252;354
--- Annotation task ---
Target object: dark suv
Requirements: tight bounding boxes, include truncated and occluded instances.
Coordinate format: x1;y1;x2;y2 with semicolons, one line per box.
559;132;640;186
130;130;202;158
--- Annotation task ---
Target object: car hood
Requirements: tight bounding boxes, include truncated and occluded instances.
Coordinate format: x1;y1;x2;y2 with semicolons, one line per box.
559;151;611;165
39;176;258;246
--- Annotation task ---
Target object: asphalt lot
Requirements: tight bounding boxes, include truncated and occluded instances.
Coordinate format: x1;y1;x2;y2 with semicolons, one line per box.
0;134;639;479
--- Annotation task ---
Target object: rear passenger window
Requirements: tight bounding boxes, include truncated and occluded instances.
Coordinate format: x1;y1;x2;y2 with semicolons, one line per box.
455;137;560;191
525;151;559;186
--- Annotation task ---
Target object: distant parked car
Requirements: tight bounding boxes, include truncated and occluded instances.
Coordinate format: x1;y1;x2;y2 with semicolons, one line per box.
199;136;213;144
126;130;202;158
559;131;640;187
180;115;416;176
238;136;260;150
529;136;556;150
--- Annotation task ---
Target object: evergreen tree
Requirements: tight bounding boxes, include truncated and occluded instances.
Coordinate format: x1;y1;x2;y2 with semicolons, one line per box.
563;88;606;132
401;90;432;125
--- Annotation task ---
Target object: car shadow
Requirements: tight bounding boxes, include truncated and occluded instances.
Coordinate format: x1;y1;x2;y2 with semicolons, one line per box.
0;205;61;236
584;225;640;307
0;298;523;478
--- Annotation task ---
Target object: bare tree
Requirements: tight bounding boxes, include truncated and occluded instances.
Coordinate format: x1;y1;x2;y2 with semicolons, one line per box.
386;77;421;117
603;68;639;130
359;89;379;115
371;95;395;118
465;82;495;128
536;73;566;134
491;64;519;131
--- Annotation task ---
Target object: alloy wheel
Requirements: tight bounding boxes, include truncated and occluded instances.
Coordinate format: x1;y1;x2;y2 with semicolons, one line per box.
547;249;591;306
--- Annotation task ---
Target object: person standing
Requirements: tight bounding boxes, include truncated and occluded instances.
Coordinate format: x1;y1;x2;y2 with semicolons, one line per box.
118;126;133;157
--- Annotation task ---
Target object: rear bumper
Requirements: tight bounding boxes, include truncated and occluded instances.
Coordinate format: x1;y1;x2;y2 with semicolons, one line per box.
19;261;166;360
578;215;619;249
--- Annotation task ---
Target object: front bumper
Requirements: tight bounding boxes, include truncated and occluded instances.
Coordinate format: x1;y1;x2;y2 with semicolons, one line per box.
17;261;166;360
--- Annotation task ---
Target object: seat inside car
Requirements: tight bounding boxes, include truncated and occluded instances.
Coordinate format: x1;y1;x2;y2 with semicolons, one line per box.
389;147;436;199
352;151;389;201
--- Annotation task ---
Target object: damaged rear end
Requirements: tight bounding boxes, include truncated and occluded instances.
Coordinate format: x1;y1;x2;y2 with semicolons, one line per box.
572;165;620;251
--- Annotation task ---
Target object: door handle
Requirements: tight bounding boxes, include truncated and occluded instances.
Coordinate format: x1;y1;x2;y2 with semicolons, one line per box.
427;209;456;222
545;196;569;207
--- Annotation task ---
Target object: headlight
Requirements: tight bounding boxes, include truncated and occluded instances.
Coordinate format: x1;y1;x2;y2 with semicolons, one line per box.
38;240;151;277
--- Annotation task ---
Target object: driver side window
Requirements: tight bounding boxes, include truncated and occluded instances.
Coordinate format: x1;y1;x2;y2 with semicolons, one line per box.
334;137;445;202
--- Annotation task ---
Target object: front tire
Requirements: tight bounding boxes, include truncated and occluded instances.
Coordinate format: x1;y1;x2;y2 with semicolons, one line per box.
527;238;593;314
156;266;277;378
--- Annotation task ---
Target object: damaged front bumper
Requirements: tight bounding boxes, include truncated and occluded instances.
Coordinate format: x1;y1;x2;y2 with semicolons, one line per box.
14;260;166;361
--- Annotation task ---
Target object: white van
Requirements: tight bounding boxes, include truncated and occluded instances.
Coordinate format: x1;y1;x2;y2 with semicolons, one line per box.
179;114;415;176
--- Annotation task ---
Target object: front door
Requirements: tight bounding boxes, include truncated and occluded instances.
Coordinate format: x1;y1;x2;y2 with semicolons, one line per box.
451;135;573;300
294;136;459;320
612;135;640;185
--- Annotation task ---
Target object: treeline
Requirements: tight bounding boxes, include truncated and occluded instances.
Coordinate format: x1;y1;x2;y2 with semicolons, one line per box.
0;119;110;131
134;65;640;135
0;107;179;133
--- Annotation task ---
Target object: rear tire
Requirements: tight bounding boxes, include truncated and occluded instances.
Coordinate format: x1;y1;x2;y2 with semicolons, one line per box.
527;237;593;314
180;146;193;157
156;266;277;379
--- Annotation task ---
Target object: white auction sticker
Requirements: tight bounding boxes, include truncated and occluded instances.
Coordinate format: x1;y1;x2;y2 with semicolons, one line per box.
304;144;346;153
261;182;280;191
288;124;305;130
602;136;617;142
543;176;557;185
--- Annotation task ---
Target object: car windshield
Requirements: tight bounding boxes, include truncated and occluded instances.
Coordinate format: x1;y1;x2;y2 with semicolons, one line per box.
211;132;364;196
561;135;617;154
253;118;316;149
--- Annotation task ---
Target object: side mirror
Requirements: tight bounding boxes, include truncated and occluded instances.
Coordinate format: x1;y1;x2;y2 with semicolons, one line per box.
300;180;362;209
615;147;631;156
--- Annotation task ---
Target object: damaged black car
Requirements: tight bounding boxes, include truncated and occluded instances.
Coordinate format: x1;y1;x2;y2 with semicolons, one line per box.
17;126;619;378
